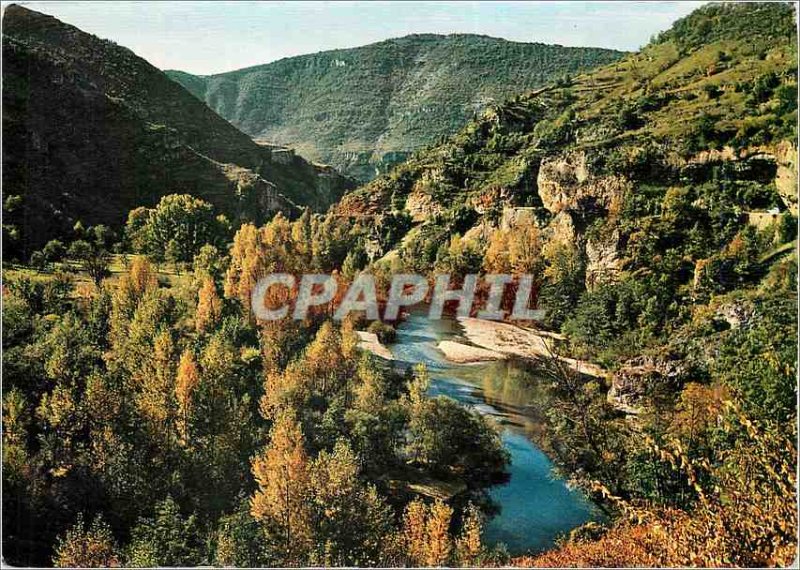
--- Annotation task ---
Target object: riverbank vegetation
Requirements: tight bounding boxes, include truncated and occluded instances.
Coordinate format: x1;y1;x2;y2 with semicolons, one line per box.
3;237;511;566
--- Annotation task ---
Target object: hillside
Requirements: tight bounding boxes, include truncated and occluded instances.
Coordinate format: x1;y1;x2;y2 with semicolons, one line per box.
340;3;797;243
167;35;624;181
1;5;354;258
337;3;797;563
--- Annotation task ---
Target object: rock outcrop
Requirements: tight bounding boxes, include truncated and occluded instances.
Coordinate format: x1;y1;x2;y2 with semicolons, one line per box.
774;141;798;215
536;151;630;216
585;228;624;290
607;356;686;414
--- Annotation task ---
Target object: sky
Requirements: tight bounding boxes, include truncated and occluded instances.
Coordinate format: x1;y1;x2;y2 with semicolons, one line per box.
12;1;706;75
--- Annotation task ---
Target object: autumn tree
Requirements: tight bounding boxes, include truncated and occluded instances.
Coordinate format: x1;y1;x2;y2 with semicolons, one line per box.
261;321;357;421
455;503;484;566
175;349;200;445
53;514;119;568
134;329;177;435
484;222;543;274
195;277;223;333
400;499;455;567
250;409;313;565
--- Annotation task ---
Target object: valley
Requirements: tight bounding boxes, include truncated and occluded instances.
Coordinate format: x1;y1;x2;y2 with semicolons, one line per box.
1;2;797;568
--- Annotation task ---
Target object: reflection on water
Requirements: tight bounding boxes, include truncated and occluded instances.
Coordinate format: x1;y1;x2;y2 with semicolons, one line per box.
390;309;599;555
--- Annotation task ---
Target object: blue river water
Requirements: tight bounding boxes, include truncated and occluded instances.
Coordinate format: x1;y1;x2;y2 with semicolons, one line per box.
389;309;598;555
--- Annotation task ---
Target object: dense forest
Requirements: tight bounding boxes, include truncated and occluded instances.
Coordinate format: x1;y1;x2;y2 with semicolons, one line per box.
2;1;799;568
168;35;623;181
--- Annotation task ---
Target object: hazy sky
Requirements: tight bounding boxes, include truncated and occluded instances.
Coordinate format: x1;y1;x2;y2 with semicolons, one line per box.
14;1;706;75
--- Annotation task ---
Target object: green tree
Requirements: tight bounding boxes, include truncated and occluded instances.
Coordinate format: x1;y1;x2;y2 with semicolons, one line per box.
406;396;509;485
67;239;111;286
42;239;66;264
126;194;227;263
126;496;205;567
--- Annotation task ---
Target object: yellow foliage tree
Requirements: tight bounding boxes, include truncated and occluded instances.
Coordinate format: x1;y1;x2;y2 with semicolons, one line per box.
400;498;455;567
401;499;429;566
129;255;158;296
484;222;543;274
261;321;355;419
134;329;176;433
455;503;484;566
53;514;119;568
250;409;313;565
175;349;200;445
195;277;222;333
425;500;454;566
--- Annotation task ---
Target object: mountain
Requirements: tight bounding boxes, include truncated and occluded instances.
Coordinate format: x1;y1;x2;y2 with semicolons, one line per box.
167;35;625;181
1;5;354;258
339;2;796;231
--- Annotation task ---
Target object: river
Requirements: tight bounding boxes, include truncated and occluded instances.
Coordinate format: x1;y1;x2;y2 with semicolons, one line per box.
389;309;599;555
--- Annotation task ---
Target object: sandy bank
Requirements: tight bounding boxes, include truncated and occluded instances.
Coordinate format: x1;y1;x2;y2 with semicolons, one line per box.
436;340;508;363
454;317;607;378
356;331;394;360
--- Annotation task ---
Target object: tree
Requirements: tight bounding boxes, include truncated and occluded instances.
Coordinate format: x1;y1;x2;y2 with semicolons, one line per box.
125;496;204;567
308;440;393;565
125;194;227;263
250;409;313;565
400;499;455;567
124;207;152;253
134;329;176;435
406;395;509;485
455;503;484;566
175;349;200;445
193;244;227;283
37;320;97;400
540;240;585;329
195;277;223;333
434;234;483;277
67;239;111;286
29;250;47;271
401;499;429;565
213;499;271;567
484;222;543;274
42;239;66;264
669;382;728;451
53;514;119;568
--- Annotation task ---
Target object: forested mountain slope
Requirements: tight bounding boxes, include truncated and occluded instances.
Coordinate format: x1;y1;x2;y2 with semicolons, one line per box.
2;5;353;258
339;2;796;263
167;35;624;181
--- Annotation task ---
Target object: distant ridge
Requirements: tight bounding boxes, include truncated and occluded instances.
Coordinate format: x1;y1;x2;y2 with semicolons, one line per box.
167;34;625;181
